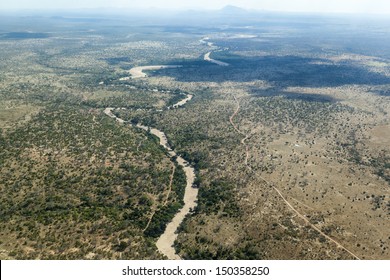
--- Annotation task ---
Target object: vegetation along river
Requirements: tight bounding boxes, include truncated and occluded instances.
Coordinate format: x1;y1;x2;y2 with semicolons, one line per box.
104;76;197;259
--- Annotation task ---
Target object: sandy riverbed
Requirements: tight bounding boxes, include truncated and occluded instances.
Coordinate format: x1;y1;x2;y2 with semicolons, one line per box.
104;104;197;260
129;65;182;79
169;94;193;109
204;52;229;66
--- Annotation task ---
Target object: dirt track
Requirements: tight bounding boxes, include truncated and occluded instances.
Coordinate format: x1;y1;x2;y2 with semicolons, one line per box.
228;95;361;260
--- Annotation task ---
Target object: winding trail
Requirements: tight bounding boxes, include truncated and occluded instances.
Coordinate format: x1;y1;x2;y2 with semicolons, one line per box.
163;166;176;207
143;165;176;233
104;37;361;260
270;185;360;260
229;95;250;166
228;95;361;260
290;196;316;211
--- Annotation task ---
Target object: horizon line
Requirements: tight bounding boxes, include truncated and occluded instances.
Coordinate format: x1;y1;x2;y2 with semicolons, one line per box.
1;6;390;16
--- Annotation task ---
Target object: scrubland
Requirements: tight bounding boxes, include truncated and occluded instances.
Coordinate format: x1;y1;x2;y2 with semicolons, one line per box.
0;14;389;259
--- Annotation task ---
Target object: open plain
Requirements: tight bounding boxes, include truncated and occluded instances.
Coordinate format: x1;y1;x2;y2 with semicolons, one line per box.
0;11;389;260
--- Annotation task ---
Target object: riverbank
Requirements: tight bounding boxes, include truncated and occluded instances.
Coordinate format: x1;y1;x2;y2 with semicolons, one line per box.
204;52;229;66
104;103;197;260
128;65;183;79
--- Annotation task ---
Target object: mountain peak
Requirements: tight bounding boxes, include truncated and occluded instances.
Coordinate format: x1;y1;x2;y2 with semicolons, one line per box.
219;5;247;14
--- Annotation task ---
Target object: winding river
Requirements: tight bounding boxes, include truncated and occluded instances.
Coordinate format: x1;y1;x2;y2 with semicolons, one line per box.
107;49;227;258
168;94;193;109
128;65;183;79
104;87;197;260
200;37;229;66
204;51;229;66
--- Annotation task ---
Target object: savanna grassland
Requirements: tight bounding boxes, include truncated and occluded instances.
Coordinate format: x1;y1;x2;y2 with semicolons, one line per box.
0;11;389;260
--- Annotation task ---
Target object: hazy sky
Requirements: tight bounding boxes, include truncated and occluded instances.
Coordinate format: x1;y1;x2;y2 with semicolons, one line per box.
1;0;390;14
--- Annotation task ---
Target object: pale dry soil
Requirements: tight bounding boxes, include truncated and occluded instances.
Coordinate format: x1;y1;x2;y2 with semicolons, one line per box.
204;52;229;66
104;90;197;259
128;65;183;79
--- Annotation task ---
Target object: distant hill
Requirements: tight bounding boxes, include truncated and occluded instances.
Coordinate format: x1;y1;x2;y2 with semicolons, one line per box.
172;5;253;24
218;5;248;15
